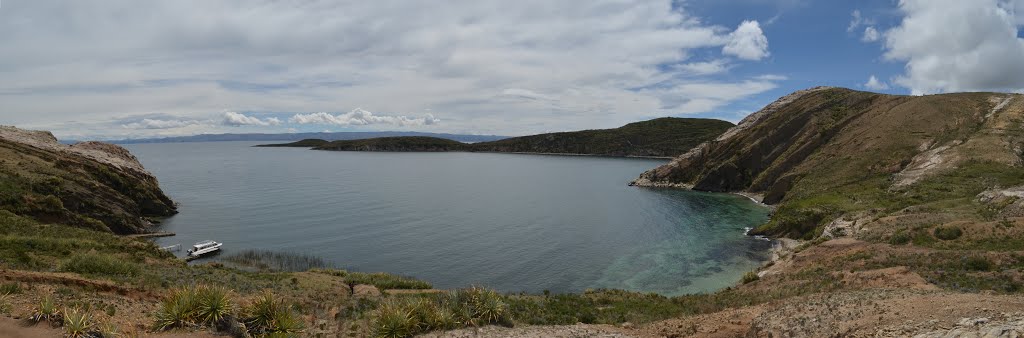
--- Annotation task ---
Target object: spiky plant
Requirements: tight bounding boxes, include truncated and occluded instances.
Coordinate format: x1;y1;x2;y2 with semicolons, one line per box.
30;295;61;324
63;307;95;338
243;291;303;336
196;285;234;327
153;287;200;330
371;301;418;338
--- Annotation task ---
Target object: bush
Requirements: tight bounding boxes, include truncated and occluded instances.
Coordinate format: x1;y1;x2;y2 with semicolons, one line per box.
242;291;303;336
154;285;236;331
889;231;912;245
0;282;20;295
63;307;96;338
314;269;432;290
372;300;418;338
30;295;60;324
741;271;760;284
60;253;140;277
0;293;11;314
964;256;993;271
934;226;963;240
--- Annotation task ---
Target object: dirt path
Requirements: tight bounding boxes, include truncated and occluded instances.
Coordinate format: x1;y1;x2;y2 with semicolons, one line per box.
0;317;59;338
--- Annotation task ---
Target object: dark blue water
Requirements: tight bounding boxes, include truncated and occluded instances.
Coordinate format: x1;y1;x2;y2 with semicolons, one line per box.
127;142;771;296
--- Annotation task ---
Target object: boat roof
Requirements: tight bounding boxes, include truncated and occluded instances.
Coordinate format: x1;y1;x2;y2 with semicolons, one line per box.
194;240;217;246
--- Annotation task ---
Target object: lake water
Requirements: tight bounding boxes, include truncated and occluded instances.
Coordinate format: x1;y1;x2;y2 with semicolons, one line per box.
127;142;771;296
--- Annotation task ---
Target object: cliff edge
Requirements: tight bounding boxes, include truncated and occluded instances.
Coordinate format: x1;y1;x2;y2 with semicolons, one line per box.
0;126;176;234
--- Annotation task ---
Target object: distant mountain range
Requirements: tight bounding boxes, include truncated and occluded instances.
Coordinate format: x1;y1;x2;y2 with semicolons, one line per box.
99;131;508;144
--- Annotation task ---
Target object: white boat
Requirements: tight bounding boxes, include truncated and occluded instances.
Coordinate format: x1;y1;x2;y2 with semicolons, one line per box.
187;240;222;257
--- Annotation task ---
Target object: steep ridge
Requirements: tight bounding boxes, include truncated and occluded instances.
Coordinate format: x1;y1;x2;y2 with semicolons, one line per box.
633;87;1024;239
263;117;734;158
0;126;176;234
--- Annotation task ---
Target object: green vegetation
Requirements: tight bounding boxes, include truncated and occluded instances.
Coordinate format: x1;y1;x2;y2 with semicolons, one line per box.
741;271;760;284
473;117;734;157
315;136;468;152
0;136;176;234
224;249;332;272
62;307;96;338
260;117;734;157
30;295;60;324
153;285;237;330
242;291;304;336
313;269;433;290
254;138;330;148
934;225;963;240
61;252;141;277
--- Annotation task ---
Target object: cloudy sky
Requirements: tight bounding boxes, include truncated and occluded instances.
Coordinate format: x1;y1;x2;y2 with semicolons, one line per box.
1;0;1023;140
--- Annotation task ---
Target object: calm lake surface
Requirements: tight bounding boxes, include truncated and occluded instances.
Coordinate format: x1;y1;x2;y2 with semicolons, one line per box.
127;142;771;296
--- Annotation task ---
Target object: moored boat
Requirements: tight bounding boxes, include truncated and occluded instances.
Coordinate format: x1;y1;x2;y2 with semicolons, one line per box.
187;240;222;257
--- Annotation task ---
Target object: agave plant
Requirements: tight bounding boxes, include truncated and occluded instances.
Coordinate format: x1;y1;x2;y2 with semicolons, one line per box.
244;291;303;336
153;286;200;330
371;301;417;338
30;295;61;324
196;285;234;327
63;307;95;338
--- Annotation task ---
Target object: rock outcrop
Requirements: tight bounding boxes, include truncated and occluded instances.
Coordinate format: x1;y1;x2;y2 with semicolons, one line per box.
0;126;176;234
632;87;1024;238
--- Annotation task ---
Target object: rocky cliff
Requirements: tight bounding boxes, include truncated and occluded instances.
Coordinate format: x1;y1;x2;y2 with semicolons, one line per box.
0;126;176;234
633;87;1024;239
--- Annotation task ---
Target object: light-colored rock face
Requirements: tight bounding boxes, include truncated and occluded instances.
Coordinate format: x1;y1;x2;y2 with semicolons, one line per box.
0;126;150;175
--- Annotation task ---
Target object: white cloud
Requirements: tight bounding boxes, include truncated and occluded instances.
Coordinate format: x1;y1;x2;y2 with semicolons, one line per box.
862;26;880;42
884;0;1024;94
848;10;865;32
723;21;770;61
864;75;889;90
122;118;201;129
672;60;733;76
0;0;779;137
222;112;282;126
754;74;788;81
289;109;440;127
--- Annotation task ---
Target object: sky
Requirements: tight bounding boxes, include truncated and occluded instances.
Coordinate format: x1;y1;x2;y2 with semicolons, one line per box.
1;0;1024;140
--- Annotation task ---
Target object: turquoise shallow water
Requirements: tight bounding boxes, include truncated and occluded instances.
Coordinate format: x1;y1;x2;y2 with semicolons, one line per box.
127;142;771;296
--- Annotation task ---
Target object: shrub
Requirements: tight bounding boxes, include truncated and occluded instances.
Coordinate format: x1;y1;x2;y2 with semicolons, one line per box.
30;295;61;324
153;287;199;330
964;256;993;271
741;271;760;284
889;231;912;245
313;269;432;290
934;226;963;240
60;253;140;278
196;286;234;328
154;285;236;331
0;282;21;295
372;300;418;338
63;307;96;338
0;293;11;314
243;291;303;336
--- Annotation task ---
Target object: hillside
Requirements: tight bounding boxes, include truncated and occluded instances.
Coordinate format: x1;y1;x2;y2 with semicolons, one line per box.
313;136;469;152
260;117;735;158
0;126;176;234
472;117;734;157
633;87;1024;241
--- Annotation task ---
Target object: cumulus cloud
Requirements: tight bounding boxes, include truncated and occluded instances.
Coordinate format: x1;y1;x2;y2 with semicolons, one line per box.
862;27;880;42
222;112;282;126
0;0;779;137
289;109;440;127
122;118;201;129
884;0;1024;94
864;75;889;90
723;21;770;60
